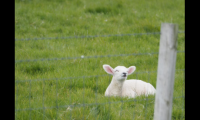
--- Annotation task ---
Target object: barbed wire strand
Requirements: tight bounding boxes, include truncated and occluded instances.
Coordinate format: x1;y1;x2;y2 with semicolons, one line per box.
15;51;185;63
15;95;184;112
15;71;157;83
15;31;184;41
15;69;184;83
15;32;161;41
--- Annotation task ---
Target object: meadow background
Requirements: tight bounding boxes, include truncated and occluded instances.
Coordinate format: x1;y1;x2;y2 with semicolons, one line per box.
15;0;185;119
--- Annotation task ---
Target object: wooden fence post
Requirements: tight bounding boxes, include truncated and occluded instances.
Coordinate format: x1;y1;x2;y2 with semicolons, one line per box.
153;23;178;120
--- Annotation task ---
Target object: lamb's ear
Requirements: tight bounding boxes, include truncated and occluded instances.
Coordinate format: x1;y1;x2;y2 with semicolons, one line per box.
127;66;136;75
103;64;114;75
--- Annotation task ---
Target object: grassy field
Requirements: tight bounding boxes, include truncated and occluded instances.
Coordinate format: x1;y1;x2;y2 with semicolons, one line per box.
15;0;185;119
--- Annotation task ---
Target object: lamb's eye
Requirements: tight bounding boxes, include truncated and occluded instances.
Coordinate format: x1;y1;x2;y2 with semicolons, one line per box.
115;70;119;72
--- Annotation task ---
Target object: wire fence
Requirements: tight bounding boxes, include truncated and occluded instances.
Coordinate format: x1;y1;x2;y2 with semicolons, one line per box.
15;69;185;119
15;31;185;120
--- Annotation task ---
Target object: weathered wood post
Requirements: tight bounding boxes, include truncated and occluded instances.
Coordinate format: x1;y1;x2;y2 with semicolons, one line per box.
153;23;178;120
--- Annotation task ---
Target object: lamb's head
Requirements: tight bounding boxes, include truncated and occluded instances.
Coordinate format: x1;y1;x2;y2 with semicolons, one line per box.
103;64;136;81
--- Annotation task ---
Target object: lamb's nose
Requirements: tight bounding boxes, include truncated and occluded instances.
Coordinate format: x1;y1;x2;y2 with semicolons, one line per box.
123;72;127;76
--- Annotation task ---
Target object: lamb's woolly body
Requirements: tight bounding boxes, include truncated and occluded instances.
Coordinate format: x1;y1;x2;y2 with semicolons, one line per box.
103;64;156;98
123;80;156;96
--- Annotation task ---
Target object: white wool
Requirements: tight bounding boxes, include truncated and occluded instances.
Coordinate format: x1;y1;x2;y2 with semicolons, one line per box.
103;64;156;98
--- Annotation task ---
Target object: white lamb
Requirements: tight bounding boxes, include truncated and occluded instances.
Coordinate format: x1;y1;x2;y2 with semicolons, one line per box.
103;64;156;98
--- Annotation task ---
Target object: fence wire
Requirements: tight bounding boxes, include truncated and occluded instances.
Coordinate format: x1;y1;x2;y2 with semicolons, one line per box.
15;69;185;83
15;31;184;41
15;95;184;112
15;32;161;41
15;51;185;63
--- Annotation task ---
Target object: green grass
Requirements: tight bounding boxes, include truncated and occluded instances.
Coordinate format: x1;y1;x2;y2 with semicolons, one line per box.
15;0;185;119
